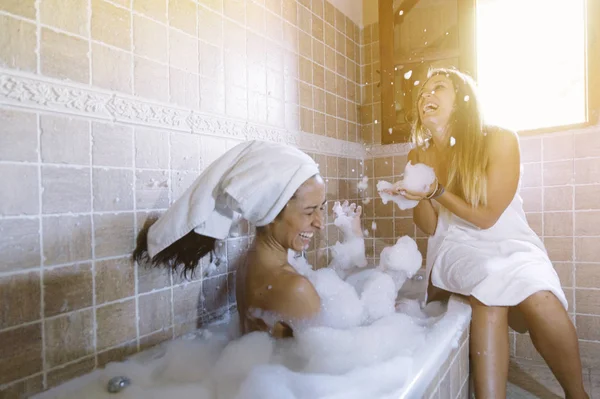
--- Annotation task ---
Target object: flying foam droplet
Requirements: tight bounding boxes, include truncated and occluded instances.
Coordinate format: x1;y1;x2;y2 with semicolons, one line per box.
388;128;393;134
374;119;378;124
399;10;404;15
424;29;427;32
414;80;420;86
371;221;377;231
403;70;412;79
446;32;449;35
450;137;456;147
464;95;470;102
363;229;369;237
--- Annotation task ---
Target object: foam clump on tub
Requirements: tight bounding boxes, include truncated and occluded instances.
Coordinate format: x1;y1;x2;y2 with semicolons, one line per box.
377;161;436;210
35;213;470;399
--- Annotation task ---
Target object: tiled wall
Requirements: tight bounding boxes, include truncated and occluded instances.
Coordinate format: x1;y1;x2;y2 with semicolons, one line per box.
511;128;600;371
0;0;366;395
359;22;381;145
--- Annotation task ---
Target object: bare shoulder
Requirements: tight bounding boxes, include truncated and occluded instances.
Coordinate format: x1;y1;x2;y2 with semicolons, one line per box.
484;125;520;159
257;268;320;319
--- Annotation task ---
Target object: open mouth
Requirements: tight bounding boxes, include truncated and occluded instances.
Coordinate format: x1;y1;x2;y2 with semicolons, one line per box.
299;232;314;240
423;102;439;114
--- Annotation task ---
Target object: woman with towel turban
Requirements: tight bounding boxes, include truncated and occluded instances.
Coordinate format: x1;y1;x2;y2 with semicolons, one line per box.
133;140;362;339
383;68;588;398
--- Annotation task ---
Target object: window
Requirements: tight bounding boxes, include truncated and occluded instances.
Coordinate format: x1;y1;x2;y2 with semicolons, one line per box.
476;0;588;132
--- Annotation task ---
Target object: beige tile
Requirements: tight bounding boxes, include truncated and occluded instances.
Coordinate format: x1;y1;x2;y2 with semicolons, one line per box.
95;257;135;304
96;340;137;368
133;0;166;22
246;0;265;34
544;186;573;212
44;263;93;317
140;327;172;351
300;107;314;133
575;263;600;289
92;43;132;93
173;280;202;325
576;288;600;315
579;340;600;369
41;0;88;36
0;374;44;398
248;91;267;123
133;56;169;102
576;315;600;341
139;289;172;336
285;103;300;131
544;237;573;262
169;0;197;35
543;160;574;186
43;215;92;266
0;219;40;273
521;163;542;188
553;262;573;287
543;212;572;237
198;6;223;47
0;15;36;72
281;0;296;24
93;213;134;258
133;15;167;63
576;237;600;262
324;1;335;25
169;28;198;73
134;127;169;169
40;115;90;165
575;130;600;159
0;164;38;216
267;97;285;128
575;211;600;236
0;323;42;385
170;133;201;170
91;122;133;167
136;170;169;209
0;0;36;18
137;257;171;294
42;166;91;214
575;185;600;210
45;309;94;367
265;0;280;14
96;299;136;350
224;0;245;24
225;85;248;119
199;41;223;80
91;0;131;50
169;68;200;109
574;157;600;185
248;62;266;94
0;271;40;330
0;109;38;162
47;357;95;389
201;274;228;317
299;30;311;59
93;168;134;212
200;76;226;114
543;133;573;161
41;28;89;83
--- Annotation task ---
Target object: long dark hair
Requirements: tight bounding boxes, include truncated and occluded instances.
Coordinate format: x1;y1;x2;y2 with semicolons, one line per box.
133;217;216;280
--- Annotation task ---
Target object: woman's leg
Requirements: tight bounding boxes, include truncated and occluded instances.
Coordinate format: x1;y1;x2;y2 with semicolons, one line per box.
469;296;509;398
517;291;589;399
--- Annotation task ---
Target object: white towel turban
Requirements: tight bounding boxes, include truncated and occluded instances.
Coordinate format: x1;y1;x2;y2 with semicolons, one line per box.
147;140;321;258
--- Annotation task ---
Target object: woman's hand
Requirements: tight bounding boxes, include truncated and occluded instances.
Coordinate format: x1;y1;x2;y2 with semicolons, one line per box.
381;179;438;201
333;200;363;238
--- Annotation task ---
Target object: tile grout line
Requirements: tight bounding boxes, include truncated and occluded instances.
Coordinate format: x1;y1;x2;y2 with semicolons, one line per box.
86;0;99;372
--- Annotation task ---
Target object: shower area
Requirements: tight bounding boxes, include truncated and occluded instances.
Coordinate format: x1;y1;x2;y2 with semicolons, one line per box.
0;0;599;397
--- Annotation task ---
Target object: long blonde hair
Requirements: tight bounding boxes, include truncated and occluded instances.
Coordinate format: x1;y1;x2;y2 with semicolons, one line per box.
411;68;489;207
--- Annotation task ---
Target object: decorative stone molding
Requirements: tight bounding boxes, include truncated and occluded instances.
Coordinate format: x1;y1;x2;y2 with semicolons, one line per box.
0;70;366;159
366;142;412;157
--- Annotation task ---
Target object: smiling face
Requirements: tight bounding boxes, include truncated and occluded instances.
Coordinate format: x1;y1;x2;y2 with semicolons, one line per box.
417;74;457;137
270;175;326;252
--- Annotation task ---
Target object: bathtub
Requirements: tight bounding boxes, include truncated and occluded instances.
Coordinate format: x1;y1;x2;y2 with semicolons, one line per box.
33;271;471;399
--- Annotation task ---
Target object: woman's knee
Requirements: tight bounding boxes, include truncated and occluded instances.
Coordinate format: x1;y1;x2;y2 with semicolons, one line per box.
517;290;565;317
469;296;508;320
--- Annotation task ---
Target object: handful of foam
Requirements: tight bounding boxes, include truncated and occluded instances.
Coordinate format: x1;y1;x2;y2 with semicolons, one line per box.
377;161;436;210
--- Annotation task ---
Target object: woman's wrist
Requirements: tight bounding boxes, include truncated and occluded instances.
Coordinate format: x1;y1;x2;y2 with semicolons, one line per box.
425;179;445;200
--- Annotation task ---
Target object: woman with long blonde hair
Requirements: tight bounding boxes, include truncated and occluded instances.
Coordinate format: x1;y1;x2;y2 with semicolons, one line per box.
385;68;589;398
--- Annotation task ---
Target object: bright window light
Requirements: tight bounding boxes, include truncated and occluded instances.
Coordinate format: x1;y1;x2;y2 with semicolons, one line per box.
476;0;587;131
